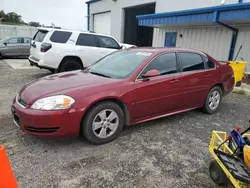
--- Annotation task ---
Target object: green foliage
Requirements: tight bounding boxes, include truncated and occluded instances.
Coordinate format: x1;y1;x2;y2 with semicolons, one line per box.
28;21;41;27
0;10;31;25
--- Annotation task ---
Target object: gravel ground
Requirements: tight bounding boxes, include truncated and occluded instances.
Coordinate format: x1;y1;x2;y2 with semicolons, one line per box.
1;59;250;188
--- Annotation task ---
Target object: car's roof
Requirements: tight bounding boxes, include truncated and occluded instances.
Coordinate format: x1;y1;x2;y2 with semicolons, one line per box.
127;47;207;55
37;27;115;38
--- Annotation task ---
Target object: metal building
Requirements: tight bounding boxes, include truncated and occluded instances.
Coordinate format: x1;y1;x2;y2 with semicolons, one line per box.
86;0;250;62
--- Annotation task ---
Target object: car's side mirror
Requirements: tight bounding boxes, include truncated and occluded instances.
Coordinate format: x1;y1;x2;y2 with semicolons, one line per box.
142;69;161;79
3;42;7;46
120;45;124;49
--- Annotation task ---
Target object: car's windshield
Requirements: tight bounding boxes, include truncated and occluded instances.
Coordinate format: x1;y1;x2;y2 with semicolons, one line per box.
89;51;152;79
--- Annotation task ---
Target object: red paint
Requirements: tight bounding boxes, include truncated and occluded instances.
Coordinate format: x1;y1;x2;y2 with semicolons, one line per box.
11;48;234;138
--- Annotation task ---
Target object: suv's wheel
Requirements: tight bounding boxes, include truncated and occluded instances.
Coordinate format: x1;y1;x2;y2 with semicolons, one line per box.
82;101;124;145
202;86;223;114
59;59;83;72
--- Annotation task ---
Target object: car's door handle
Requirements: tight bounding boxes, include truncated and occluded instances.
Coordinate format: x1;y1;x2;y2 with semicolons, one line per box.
78;49;84;51
170;79;179;84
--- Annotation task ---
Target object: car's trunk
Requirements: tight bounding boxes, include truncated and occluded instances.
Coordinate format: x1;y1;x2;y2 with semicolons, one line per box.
30;30;49;61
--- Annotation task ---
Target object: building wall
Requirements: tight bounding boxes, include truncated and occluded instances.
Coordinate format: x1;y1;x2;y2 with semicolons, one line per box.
153;26;232;60
152;25;250;62
0;25;37;39
234;26;250;62
89;0;249;42
89;0;250;61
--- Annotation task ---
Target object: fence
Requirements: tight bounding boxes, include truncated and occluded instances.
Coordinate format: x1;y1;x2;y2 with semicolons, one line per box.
0;24;37;40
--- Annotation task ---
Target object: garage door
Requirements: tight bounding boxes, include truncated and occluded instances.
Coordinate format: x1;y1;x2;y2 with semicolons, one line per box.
93;12;111;35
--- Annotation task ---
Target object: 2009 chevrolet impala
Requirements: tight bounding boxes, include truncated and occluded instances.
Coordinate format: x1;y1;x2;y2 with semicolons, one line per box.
11;48;234;144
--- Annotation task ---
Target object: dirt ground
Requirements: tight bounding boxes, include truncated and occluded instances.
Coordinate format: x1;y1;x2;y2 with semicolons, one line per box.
0;59;250;188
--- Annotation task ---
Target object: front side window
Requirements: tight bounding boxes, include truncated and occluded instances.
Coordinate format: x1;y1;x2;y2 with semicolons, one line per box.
96;36;120;49
7;38;20;44
179;53;205;72
89;51;151;79
76;33;97;47
50;31;72;43
139;53;177;79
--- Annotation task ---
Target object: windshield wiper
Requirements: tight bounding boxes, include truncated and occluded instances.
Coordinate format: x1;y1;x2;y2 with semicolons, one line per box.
89;71;111;78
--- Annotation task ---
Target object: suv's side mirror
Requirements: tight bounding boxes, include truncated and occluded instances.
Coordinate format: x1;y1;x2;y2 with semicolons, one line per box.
142;69;161;79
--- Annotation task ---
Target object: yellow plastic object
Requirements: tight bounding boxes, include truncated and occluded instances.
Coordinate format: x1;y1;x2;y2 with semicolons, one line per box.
208;131;250;188
229;61;247;86
244;145;250;169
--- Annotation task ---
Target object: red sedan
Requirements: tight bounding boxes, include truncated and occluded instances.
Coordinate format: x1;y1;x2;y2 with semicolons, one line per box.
11;48;234;144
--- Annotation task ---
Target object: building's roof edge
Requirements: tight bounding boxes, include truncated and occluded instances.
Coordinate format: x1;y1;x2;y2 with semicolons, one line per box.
85;0;101;4
136;2;250;19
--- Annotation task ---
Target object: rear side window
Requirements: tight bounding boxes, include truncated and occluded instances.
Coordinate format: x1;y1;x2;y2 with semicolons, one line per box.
96;35;120;49
204;57;215;69
33;30;48;42
179;53;205;72
50;31;72;43
76;33;97;47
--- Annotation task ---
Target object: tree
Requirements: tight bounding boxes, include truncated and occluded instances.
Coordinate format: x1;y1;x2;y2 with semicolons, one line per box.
29;21;41;27
3;12;22;24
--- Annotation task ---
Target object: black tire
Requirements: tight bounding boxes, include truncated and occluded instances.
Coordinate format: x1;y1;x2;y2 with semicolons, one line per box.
209;160;229;186
59;59;83;73
82;101;124;145
202;86;223;114
236;81;241;87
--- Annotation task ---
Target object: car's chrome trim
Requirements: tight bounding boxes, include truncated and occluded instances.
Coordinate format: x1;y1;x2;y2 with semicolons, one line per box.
13;119;20;129
16;95;25;109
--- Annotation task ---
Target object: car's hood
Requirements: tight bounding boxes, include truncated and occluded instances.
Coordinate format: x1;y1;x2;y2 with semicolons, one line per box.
19;70;118;105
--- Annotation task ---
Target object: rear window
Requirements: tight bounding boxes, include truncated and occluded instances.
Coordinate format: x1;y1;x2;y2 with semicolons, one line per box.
33;30;48;42
50;31;72;43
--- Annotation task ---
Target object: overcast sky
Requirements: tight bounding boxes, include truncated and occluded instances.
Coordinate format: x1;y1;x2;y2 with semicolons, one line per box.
0;0;87;30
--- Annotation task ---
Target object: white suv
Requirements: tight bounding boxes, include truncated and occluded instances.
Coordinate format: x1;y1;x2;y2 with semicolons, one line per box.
29;27;130;72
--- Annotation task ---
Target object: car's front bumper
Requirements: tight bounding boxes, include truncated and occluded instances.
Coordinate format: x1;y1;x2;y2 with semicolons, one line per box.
11;100;84;138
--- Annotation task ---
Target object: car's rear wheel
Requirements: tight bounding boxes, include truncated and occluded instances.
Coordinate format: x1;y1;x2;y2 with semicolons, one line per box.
202;86;222;114
81;101;124;145
59;59;83;73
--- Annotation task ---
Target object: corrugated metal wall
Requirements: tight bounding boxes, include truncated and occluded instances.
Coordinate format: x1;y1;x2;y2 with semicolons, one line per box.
153;26;232;60
234;26;250;62
0;25;37;40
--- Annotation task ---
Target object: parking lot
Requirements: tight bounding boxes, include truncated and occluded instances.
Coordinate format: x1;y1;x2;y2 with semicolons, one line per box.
0;59;250;188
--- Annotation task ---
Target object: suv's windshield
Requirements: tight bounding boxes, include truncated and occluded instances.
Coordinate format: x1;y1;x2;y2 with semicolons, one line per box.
89;51;152;79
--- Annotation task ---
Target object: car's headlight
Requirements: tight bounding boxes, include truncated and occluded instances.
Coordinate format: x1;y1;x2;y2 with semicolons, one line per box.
31;95;75;110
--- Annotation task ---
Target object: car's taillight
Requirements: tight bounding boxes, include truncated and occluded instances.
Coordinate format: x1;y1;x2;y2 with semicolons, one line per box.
41;43;52;52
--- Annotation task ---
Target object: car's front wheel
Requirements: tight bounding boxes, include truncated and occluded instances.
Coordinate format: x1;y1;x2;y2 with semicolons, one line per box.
202;86;223;114
82;101;124;145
